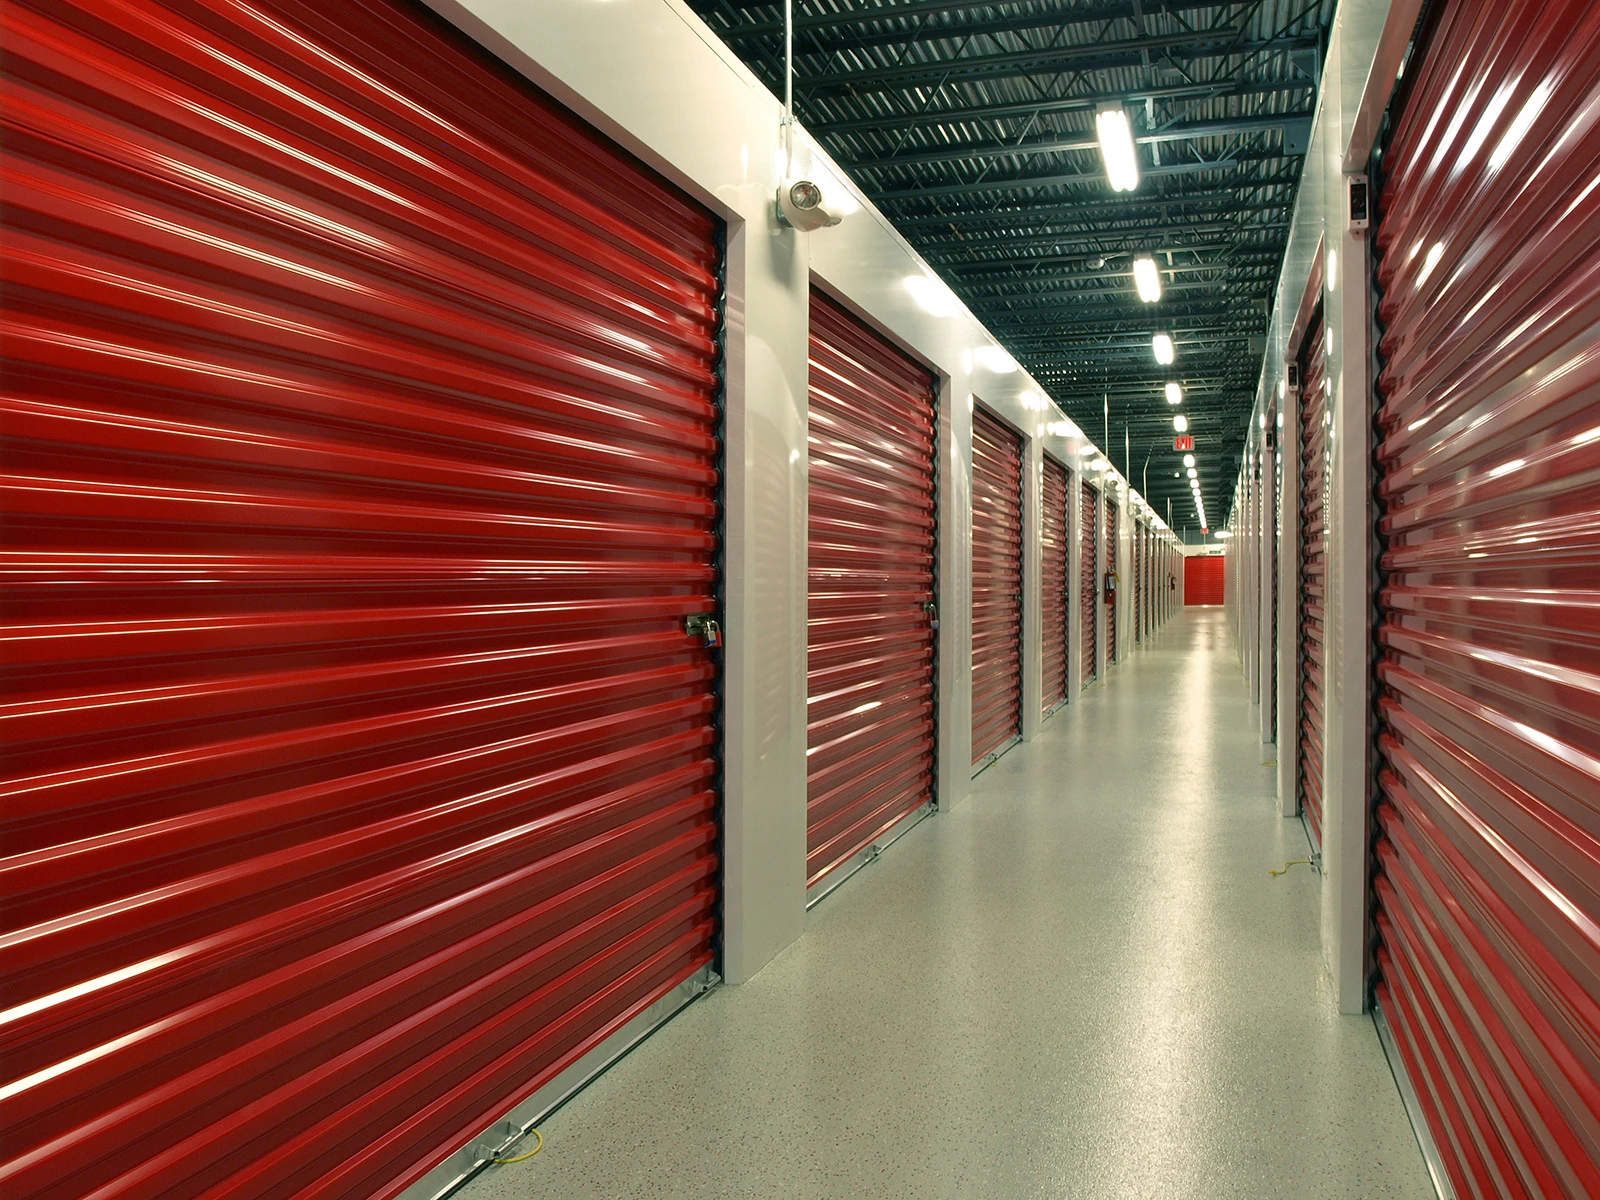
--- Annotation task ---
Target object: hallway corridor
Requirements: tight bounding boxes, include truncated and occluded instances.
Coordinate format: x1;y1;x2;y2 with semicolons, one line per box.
460;611;1432;1200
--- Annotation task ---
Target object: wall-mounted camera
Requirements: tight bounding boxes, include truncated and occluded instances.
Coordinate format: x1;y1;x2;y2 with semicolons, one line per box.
776;179;845;231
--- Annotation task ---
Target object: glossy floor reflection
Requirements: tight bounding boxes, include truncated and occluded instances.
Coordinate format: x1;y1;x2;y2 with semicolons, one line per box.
457;609;1432;1200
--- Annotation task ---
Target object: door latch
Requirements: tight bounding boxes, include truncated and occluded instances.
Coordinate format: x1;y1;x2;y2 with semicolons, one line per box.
684;613;722;648
922;600;939;632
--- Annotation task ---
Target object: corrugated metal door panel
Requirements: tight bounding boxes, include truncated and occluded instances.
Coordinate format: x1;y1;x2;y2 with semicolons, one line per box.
1298;308;1328;849
1105;500;1119;663
1371;0;1600;1194
971;404;1023;764
1080;481;1098;685
1041;454;1069;713
1270;409;1280;744
1145;526;1152;637
1146;526;1154;635
1132;523;1141;644
1184;555;1224;604
805;290;937;889
0;0;722;1196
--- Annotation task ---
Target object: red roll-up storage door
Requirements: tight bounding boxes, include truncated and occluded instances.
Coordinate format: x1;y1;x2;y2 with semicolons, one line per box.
1105;498;1119;664
971;404;1023;766
1297;307;1328;850
1145;525;1154;636
1133;522;1143;644
0;1;723;1196
1269;408;1280;743
1369;1;1600;1195
1184;555;1224;604
1041;454;1069;714
806;290;937;891
1081;481;1099;685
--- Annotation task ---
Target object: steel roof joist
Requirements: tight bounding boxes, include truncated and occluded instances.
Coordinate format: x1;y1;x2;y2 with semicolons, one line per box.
810;80;1316;136
848;115;1315;172
801;35;1317;97
870;154;1289;201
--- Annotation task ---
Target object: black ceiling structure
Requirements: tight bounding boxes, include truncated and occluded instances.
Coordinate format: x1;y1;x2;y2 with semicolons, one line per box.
685;0;1333;531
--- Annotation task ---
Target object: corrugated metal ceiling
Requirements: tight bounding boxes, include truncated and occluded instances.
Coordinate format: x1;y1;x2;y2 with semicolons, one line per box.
687;0;1334;527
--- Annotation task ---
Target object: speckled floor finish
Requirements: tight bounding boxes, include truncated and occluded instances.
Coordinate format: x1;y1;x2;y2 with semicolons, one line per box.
458;609;1433;1200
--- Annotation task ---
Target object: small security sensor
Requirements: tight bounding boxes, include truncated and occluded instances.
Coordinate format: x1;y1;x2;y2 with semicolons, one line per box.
776;179;844;231
1349;175;1370;234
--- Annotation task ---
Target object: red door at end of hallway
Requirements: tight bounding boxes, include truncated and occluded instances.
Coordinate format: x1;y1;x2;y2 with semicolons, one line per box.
1080;482;1099;686
1041;455;1070;714
806;290;938;891
1184;555;1224;604
1;1;723;1195
971;405;1023;767
1370;1;1600;1195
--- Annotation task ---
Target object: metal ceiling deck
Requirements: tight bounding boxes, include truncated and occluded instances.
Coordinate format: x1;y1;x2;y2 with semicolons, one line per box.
687;0;1333;529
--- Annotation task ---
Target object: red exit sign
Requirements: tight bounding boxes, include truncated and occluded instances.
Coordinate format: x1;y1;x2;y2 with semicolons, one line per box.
1174;435;1194;451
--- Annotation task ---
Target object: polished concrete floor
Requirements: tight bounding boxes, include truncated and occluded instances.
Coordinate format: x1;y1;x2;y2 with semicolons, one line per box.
461;609;1433;1200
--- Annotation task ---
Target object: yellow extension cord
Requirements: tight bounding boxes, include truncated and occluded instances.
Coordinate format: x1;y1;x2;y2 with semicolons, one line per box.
1269;859;1312;877
494;1128;544;1165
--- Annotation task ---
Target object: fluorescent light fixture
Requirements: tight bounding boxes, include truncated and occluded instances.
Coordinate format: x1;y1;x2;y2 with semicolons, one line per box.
1214;529;1233;539
1132;257;1161;303
1182;454;1195;468
1173;414;1188;433
1278;379;1287;400
1187;468;1198;479
1152;334;1175;365
1095;105;1140;192
975;345;1018;373
905;273;959;317
1165;382;1182;405
1259;413;1267;428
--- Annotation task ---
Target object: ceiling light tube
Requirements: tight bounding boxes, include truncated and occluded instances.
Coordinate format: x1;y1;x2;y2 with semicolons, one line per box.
1165;382;1183;405
1152;333;1174;365
1182;454;1195;468
1173;414;1188;433
1095;105;1140;193
1132;257;1161;303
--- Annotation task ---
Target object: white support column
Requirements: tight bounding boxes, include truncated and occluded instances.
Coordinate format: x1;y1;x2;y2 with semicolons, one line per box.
1321;16;1379;1014
935;380;973;812
719;227;811;982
